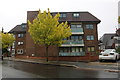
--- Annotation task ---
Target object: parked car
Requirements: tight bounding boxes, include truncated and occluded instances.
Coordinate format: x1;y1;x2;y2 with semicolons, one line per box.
99;49;120;62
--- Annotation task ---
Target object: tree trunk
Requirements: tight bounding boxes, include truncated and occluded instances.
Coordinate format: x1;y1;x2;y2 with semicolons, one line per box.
57;46;59;62
1;54;3;61
46;46;49;62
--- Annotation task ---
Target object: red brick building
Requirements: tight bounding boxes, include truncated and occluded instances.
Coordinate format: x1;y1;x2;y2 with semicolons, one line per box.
9;11;101;61
9;23;26;57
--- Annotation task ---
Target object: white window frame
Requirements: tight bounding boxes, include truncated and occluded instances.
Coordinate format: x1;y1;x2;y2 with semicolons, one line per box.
87;47;95;52
12;42;15;48
86;24;94;29
18;41;24;45
21;25;26;28
60;13;67;18
17;49;23;54
12;49;15;54
18;34;24;38
73;13;79;17
87;35;94;40
71;24;82;28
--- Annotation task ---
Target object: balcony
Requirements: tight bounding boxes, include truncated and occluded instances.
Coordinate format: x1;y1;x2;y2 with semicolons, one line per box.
59;52;85;56
71;28;84;34
61;40;84;47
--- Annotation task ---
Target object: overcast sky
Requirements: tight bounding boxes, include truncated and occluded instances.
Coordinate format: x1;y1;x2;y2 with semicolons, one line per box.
0;0;119;39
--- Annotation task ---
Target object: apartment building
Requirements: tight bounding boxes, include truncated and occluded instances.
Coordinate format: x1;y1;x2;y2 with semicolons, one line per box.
9;23;26;57
10;11;101;61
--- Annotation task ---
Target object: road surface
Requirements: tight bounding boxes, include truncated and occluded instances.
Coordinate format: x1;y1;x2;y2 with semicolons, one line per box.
1;60;119;78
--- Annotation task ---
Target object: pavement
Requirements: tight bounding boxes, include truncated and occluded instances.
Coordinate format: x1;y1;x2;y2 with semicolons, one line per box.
2;57;120;73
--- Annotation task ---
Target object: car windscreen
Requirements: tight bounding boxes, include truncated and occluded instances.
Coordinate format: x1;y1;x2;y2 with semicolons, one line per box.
104;49;113;53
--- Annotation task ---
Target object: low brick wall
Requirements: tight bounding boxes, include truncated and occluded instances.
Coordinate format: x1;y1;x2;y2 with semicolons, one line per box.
48;56;99;62
15;55;99;62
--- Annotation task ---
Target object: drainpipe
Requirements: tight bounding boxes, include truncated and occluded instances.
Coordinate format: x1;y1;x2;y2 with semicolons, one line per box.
88;53;91;62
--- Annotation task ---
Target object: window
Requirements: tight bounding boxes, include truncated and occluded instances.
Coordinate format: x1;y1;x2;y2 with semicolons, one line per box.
12;42;15;48
17;49;23;54
70;35;82;41
87;47;95;52
73;13;79;17
77;25;81;28
76;48;79;52
60;13;66;18
72;48;76;52
71;36;74;40
21;25;26;29
86;24;93;29
91;47;95;52
71;24;81;28
60;48;64;52
18;34;24;38
60;47;83;53
64;48;68;52
86;35;94;40
63;38;67;40
59;48;69;52
71;24;76;28
71;47;83;52
18;41;24;45
12;49;15;54
79;48;83;52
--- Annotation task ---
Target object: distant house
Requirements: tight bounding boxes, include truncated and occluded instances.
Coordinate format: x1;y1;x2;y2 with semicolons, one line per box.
99;34;116;50
99;28;120;50
9;11;101;61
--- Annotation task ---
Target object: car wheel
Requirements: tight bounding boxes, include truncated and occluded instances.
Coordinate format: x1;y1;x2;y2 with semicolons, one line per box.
99;60;102;62
114;56;117;62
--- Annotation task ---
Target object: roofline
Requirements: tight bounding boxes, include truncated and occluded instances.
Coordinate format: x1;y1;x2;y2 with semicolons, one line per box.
87;12;101;22
103;33;116;36
15;23;26;26
21;23;27;25
27;11;101;23
9;31;26;33
100;33;116;39
9;23;27;33
59;21;101;24
27;10;90;13
103;33;116;35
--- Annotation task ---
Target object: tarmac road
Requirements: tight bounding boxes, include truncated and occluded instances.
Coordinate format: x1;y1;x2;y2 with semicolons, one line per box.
1;60;119;78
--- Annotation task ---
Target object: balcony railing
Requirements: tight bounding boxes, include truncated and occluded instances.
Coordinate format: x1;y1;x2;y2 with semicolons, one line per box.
64;40;83;44
61;40;84;46
59;52;85;56
71;28;84;34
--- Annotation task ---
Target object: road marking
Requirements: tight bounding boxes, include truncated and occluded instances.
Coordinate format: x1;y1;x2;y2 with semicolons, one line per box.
75;67;120;73
89;62;119;66
104;69;120;73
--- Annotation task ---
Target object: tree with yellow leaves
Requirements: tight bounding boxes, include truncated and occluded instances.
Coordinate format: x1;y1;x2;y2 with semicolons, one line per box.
0;32;15;54
28;9;72;62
